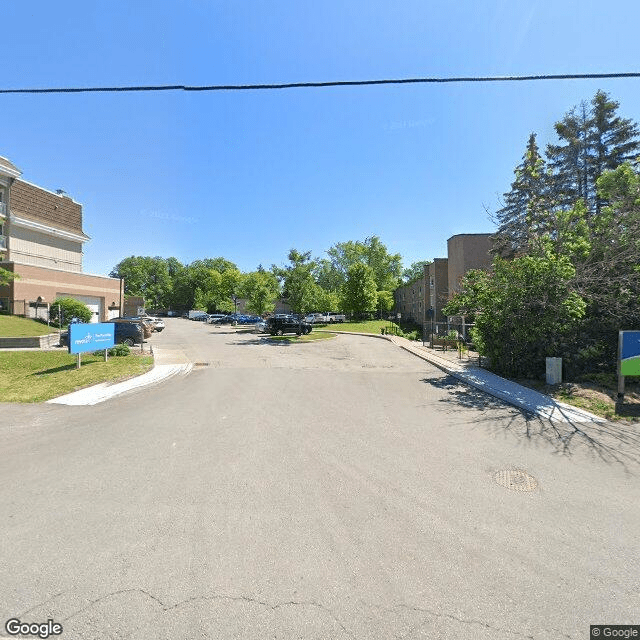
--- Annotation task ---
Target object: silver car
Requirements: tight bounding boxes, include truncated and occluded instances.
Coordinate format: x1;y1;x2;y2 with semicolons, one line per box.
254;319;269;333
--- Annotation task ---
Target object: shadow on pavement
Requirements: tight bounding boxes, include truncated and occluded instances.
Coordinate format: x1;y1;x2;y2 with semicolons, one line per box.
227;336;294;346
421;373;640;470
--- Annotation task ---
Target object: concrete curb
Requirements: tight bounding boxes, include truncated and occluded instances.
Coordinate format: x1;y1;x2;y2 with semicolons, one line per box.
46;362;193;406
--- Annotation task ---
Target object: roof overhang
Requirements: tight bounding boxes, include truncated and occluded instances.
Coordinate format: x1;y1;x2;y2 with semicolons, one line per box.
9;214;91;243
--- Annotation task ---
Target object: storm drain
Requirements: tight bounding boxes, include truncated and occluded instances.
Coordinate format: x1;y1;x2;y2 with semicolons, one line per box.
193;362;210;368
494;469;538;492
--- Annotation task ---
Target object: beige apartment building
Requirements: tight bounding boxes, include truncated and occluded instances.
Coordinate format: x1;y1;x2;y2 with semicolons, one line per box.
394;258;449;325
447;233;493;296
394;233;493;327
0;156;122;322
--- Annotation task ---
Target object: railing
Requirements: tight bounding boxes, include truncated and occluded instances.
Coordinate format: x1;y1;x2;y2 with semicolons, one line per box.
0;234;6;250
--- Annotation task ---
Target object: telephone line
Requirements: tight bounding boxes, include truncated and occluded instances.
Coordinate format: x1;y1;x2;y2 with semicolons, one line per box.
0;72;639;95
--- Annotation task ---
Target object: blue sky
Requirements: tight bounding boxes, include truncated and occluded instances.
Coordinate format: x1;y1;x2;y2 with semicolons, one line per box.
3;1;640;276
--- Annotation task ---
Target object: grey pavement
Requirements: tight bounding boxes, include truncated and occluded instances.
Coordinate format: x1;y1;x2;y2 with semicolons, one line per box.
315;329;607;425
0;322;615;424
1;320;639;639
386;334;608;425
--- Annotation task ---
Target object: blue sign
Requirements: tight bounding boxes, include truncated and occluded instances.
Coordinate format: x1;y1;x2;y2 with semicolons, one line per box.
620;331;640;376
68;323;115;354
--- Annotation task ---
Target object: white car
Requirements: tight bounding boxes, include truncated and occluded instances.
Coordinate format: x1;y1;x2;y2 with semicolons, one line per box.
144;316;165;332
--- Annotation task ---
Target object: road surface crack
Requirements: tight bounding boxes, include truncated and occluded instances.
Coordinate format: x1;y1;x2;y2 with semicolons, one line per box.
392;603;536;639
59;588;354;639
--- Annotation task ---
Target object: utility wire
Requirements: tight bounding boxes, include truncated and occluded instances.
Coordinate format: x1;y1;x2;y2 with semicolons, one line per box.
0;72;639;94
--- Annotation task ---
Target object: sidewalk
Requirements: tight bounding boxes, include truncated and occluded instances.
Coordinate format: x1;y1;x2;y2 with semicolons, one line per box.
386;334;607;425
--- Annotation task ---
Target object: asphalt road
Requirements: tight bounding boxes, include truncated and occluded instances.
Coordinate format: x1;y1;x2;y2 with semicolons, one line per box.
1;318;638;639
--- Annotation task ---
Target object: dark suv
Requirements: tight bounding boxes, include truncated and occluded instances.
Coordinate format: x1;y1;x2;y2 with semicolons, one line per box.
266;316;312;336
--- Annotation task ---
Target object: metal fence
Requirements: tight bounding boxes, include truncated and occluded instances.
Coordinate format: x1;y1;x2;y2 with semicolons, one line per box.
421;320;475;341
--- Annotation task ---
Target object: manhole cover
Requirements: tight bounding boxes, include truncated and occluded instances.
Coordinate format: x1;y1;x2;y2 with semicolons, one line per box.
193;362;210;367
494;469;538;492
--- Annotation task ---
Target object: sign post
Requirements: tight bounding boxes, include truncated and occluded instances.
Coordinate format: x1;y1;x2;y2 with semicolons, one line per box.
68;322;116;368
618;331;640;407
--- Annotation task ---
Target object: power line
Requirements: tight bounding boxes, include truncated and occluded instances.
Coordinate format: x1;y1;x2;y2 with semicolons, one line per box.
0;72;639;95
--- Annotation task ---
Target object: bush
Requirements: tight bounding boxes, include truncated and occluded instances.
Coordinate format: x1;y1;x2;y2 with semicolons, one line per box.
92;344;130;357
50;297;92;325
109;344;131;357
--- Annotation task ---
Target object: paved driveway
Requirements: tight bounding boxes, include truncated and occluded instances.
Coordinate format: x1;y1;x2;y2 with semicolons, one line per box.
1;318;638;639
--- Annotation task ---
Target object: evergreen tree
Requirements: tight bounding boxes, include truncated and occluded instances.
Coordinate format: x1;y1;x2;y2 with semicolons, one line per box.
493;133;550;257
588;90;640;215
546;91;639;218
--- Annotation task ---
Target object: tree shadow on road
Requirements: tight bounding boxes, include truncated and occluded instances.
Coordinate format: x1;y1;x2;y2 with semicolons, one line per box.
421;373;640;471
226;336;293;347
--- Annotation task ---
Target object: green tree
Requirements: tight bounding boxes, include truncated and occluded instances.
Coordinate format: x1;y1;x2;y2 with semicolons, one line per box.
493;133;551;257
0;267;18;286
444;253;586;378
272;249;318;314
575;162;640;327
402;261;430;283
547;91;640;217
324;236;402;292
198;257;238;273
314;258;344;293
341;263;378;317
110;256;172;308
50;297;92;325
376;290;394;316
312;285;340;314
240;271;279;315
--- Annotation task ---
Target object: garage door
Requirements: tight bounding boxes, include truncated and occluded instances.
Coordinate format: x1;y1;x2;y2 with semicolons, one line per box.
57;293;102;323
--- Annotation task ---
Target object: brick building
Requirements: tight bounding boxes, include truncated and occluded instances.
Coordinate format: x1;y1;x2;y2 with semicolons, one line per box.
447;233;493;296
393;234;493;330
0;156;122;322
394;258;449;325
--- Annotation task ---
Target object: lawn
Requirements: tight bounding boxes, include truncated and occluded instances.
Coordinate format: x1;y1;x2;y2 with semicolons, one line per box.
0;351;154;403
314;319;399;334
517;374;640;422
0;315;57;337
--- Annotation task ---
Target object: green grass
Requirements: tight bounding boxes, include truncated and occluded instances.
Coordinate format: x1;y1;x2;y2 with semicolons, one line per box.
267;331;337;343
0;315;57;337
314;319;398;334
556;390;621;421
0;351;154;403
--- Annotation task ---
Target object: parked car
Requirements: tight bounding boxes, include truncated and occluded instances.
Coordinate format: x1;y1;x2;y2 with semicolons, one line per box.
266;316;312;336
303;313;326;324
144;316;165;332
60;321;144;347
254;319;269;333
112;317;154;338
